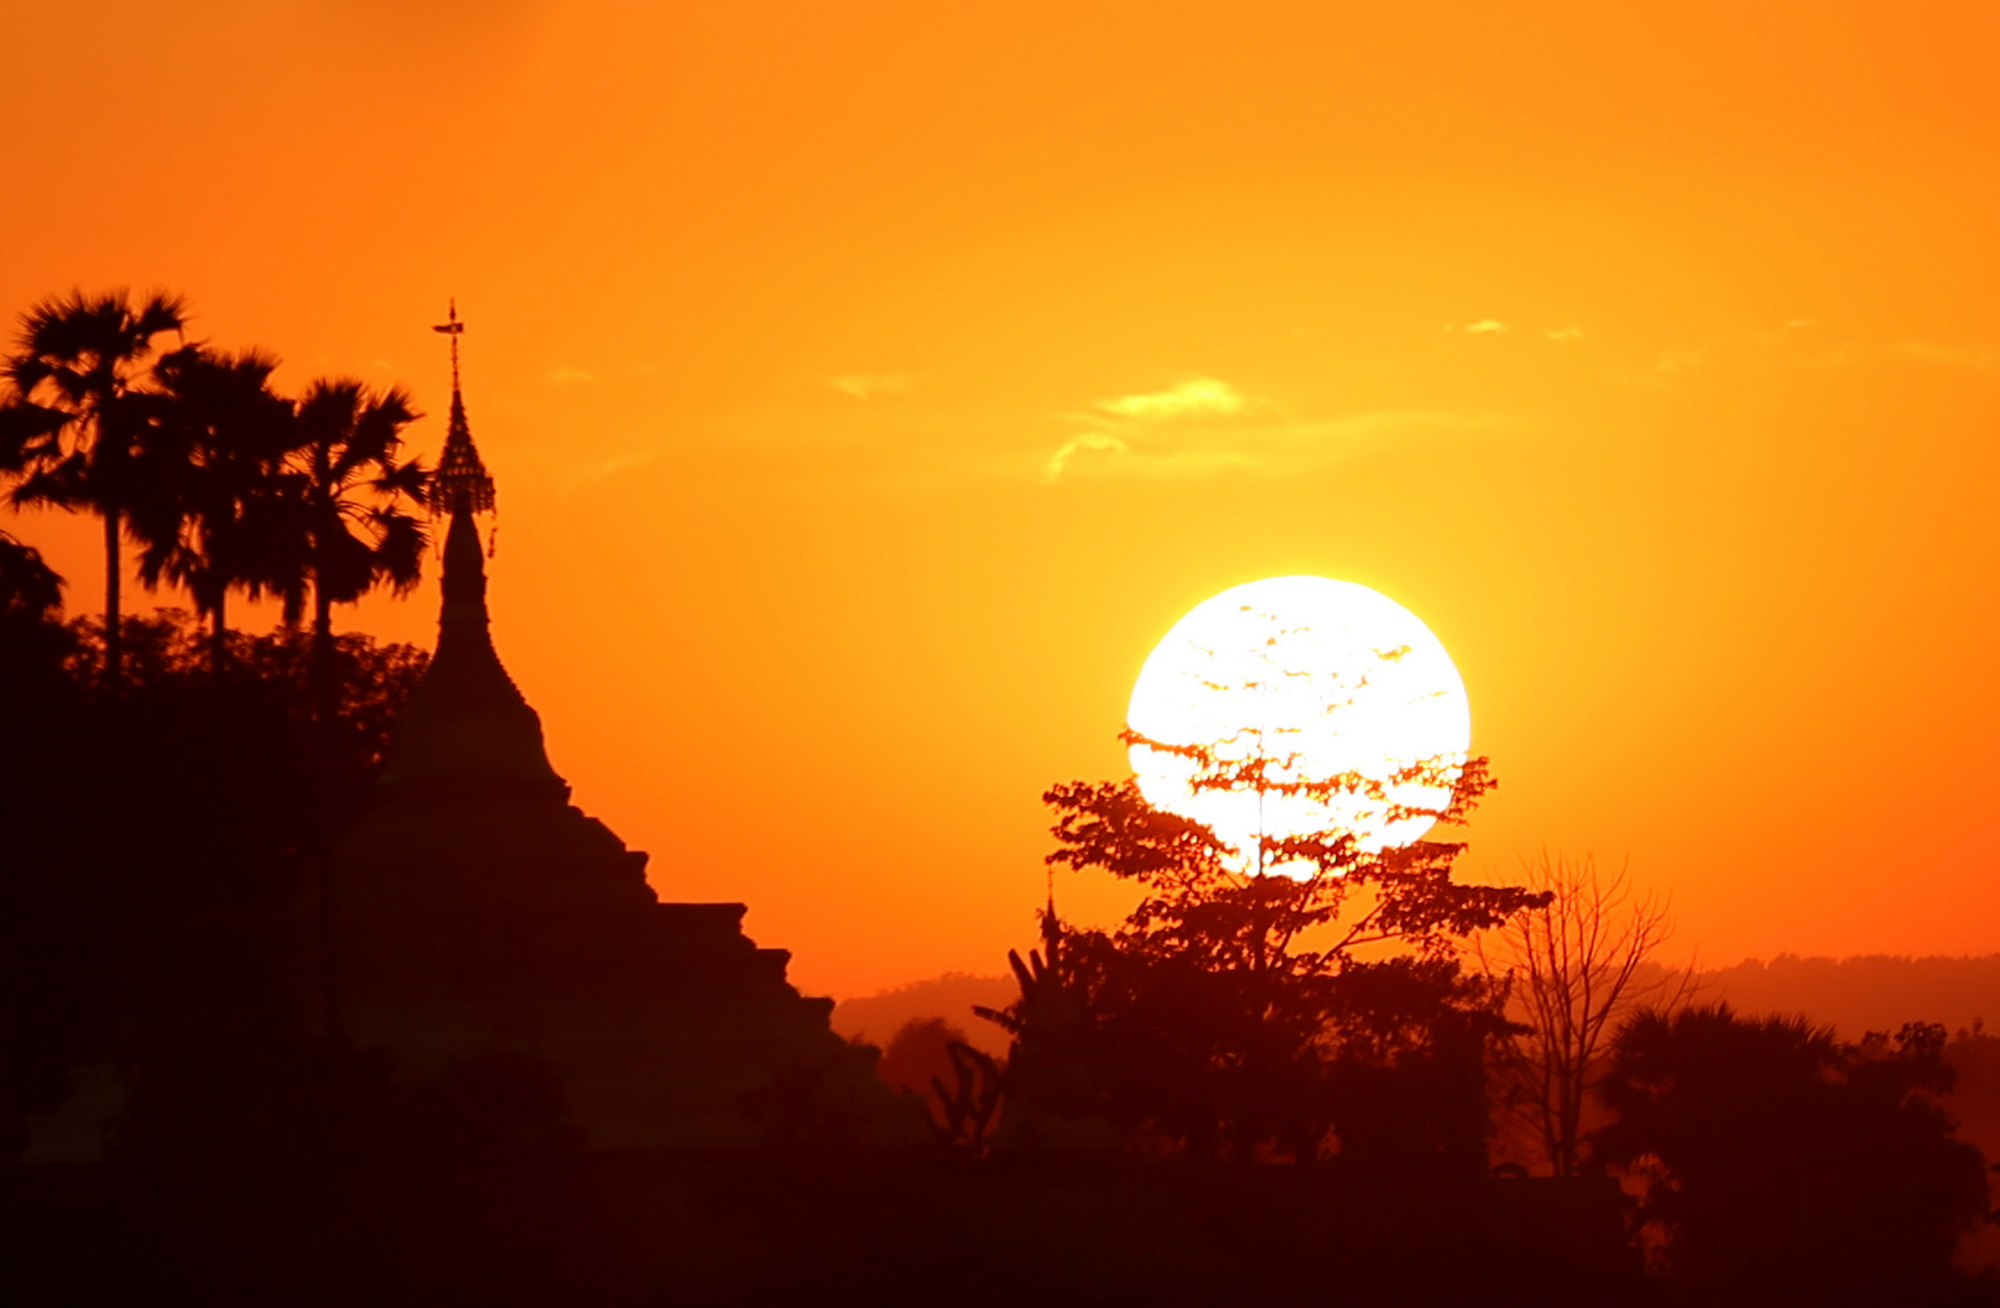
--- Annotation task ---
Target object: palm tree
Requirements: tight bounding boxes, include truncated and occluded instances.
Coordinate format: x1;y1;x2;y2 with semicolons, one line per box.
1594;1004;1987;1299
0;289;188;686
281;378;429;701
129;344;295;672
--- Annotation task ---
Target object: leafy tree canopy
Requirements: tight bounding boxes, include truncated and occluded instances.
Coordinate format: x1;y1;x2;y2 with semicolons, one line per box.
1000;731;1545;1164
1595;1003;1990;1305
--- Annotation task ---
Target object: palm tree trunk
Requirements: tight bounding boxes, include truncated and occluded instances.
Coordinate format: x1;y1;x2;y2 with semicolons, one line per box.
103;506;122;688
313;585;332;654
311;580;334;723
307;571;341;1030
210;588;228;675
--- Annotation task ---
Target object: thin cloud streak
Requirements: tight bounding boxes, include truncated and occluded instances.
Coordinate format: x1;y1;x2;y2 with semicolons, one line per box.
830;373;916;399
1607;322;2000;391
1893;342;1999;372
1043;432;1131;480
561;449;658;490
1044;406;1506;483
1094;376;1250;420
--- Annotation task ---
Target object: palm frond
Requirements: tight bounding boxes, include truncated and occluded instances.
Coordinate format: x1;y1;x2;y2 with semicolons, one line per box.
370;510;428;595
0;401;71;470
133;290;190;342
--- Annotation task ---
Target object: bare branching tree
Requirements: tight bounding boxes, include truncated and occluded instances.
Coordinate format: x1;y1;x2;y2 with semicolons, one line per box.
1481;852;1694;1178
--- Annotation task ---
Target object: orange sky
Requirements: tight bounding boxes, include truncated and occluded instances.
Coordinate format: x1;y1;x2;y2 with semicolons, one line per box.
5;0;1998;997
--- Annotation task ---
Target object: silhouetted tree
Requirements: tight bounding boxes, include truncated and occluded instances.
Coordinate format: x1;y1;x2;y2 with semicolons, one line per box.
1943;1019;2000;1169
931;1040;1006;1149
0;527;62;621
280;378;428;697
1013;730;1542;1162
977;908;1113;1150
0;548;88;1163
1595;1003;1990;1306
876;1017;965;1124
859;1015;1006;1147
0;608;426;1164
0;289;187;686
1322;953;1512;1174
129;345;295;671
1479;852;1692;1178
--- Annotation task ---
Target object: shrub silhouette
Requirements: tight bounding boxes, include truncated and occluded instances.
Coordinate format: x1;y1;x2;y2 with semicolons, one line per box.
0;610;425;1163
1595;1003;1990;1306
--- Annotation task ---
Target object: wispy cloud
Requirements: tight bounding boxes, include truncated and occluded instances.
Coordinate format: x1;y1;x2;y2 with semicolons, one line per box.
1045;373;1501;482
830;372;916;399
1450;320;1589;341
1094;376;1251;420
1044;432;1132;479
1611;319;2000;392
548;366;595;385
1892;341;1999;372
561;450;657;490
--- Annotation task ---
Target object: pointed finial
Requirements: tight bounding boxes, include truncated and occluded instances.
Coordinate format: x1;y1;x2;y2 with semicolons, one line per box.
428;300;495;518
428;298;462;392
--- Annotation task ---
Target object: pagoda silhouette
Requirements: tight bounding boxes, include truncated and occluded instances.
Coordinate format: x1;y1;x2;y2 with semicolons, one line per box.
322;308;918;1147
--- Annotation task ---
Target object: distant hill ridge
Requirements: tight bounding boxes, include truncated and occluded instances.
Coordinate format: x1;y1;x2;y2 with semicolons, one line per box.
1668;952;2000;1040
831;973;1016;1056
834;954;2000;1054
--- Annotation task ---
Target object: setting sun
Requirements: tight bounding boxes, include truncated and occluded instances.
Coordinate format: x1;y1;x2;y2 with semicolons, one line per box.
1125;576;1471;869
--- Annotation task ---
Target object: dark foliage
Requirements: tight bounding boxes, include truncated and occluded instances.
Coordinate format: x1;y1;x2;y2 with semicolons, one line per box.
874;1016;977;1134
1595;1003;1992;1306
0;607;623;1304
127;344;297;668
0;529;63;621
0;289;188;685
930;1040;1005;1148
283;377;430;677
0;607;426;1163
11;1038;606;1308
2;291;432;692
994;743;1544;1164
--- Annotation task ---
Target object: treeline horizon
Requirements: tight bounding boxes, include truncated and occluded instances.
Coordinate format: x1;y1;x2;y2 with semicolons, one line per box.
0;288;437;693
837;951;2000;1052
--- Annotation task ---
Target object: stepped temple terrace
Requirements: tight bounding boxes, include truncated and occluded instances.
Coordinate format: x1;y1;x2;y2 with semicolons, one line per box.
319;320;918;1148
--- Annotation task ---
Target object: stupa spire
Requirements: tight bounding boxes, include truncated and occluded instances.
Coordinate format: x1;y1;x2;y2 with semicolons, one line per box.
429;300;496;518
372;303;562;796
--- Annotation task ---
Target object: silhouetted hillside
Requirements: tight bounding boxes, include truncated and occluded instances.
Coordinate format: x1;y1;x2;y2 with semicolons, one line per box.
832;974;1015;1057
1658;954;2000;1039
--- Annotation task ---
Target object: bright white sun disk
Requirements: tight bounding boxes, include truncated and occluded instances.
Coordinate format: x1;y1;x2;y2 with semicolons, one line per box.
1126;576;1471;875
